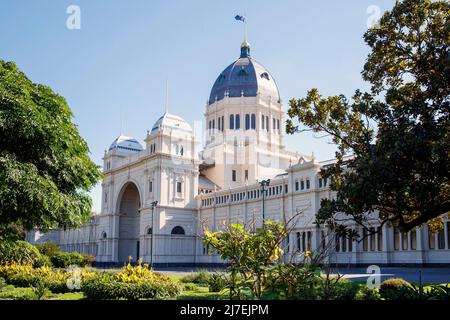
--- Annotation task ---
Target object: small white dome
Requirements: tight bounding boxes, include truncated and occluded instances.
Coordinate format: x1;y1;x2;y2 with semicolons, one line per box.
151;112;192;134
108;135;143;154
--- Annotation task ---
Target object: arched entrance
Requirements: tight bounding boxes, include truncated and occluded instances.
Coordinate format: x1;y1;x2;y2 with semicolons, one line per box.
117;182;141;263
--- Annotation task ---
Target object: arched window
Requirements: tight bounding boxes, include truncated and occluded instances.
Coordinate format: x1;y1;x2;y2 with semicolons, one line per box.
180;146;184;156
230;114;234;130
235;114;240;129
245;114;250;130
146;227;152;235
101;232;107;239
251;114;256;129
171;226;185;235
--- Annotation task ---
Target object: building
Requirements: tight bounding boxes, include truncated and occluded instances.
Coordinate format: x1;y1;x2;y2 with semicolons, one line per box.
27;40;450;267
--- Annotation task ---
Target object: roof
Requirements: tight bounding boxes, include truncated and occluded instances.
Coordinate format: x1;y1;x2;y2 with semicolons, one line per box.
208;41;280;105
108;135;143;153
151;112;192;134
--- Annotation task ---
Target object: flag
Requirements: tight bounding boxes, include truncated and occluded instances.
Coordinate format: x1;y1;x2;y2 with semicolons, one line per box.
235;15;245;22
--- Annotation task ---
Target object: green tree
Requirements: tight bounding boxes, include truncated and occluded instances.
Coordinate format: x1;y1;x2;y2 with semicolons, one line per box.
286;0;449;234
0;60;102;238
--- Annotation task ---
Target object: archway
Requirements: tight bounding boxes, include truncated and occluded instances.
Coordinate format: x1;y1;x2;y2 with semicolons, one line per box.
117;182;141;263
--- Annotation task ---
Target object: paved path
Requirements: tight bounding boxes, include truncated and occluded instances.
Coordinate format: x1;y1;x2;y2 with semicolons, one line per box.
155;267;450;284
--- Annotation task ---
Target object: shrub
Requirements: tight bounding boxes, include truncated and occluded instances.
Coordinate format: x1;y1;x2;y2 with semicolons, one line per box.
0;286;37;300
423;284;450;301
182;282;198;291
355;286;381;300
207;273;227;292
35;242;61;258
180;270;212;286
0;264;96;294
82;263;181;300
81;254;96;267
33;254;52;268
0;240;43;266
51;252;86;268
379;278;414;300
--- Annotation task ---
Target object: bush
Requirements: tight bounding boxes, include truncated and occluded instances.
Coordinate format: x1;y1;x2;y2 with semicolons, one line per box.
425;284;450;301
183;282;198;291
51;252;86;268
180;270;212;286
0;264;96;294
0;240;44;267
35;242;61;258
82;254;96;267
0;286;37;300
82;263;180;300
379;278;414;300
355;286;381;300
207;273;227;292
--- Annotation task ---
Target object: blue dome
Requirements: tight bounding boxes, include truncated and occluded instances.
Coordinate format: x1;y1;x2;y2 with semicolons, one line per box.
208;41;280;105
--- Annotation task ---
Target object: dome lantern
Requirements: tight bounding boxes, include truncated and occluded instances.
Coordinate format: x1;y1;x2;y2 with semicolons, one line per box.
240;40;251;58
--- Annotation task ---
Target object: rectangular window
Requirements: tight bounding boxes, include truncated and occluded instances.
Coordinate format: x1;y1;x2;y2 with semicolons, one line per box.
230;114;234;130
104;192;108;203
295;181;299;191
448;222;450;250
306;179;310;189
363;229;368;252
212;119;215;129
245;114;250;130
302;232;306;252
273;118;276;130
341;236;347;252
149;180;153;193
335;234;340;252
218;117;221;131
261;115;265;129
176;181;182;194
402;232;408;250
410;229;417;250
285;184;288;193
266;116;269;131
319;178;323;188
377;227;383;251
348;234;353;252
232;170;236;182
370;227;376;251
438;228;445;249
429;229;435;249
277;119;280;130
394;228;400;250
245;170;248;181
296;232;301;251
307;231;312;251
321;231;326;251
301;180;305;190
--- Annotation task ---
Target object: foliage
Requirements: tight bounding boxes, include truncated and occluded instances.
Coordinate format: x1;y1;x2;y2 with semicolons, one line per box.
207;273;227;292
286;0;450;234
425;284;450;300
180;270;212;286
0;240;46;267
50;252;86;268
203;221;288;299
0;264;96;294
176;291;228;300
35;242;61;258
0;60;102;237
379;278;415;300
0;286;37;300
182;282;198;291
81;253;96;267
82;262;181;300
355;286;381;300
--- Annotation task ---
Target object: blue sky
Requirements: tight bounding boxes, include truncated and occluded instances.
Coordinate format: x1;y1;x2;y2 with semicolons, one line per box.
0;0;395;212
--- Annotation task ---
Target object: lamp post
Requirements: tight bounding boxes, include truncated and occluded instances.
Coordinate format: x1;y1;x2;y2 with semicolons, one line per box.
259;179;270;226
150;200;158;267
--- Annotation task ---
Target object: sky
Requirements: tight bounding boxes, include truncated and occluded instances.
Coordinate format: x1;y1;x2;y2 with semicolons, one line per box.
0;0;395;212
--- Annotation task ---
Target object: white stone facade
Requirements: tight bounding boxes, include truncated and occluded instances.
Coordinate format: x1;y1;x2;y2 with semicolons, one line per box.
27;41;450;266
